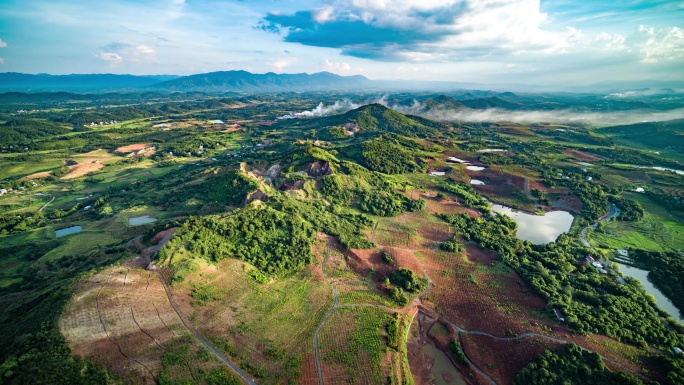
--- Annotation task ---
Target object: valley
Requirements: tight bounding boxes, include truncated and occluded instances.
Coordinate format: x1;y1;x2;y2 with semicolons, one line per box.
0;90;683;385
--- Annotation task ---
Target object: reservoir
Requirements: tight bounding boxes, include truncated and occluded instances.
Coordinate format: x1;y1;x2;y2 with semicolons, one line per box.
466;166;486;171
129;215;158;226
616;262;683;323
490;205;574;244
56;225;83;237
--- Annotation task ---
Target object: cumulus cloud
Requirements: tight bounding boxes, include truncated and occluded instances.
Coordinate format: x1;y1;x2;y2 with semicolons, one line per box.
321;58;361;74
268;56;298;72
0;38;7;48
97;43;157;67
259;0;570;60
633;25;684;63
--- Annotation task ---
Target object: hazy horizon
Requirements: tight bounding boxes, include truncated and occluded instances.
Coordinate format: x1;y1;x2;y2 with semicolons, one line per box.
1;1;683;87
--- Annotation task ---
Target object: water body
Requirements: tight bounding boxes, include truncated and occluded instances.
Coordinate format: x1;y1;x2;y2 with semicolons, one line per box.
470;179;485;185
447;157;470;164
476;149;507;153
491;205;574;244
616;262;684;323
56;225;83;237
576;162;594;167
421;344;468;385
633;166;684;176
466;166;486;171
431;171;446;176
128;215;158;226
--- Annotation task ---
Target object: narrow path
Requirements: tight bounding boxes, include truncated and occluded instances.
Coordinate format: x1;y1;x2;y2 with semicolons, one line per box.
580;203;620;247
155;270;257;385
39;195;55;211
314;239;338;385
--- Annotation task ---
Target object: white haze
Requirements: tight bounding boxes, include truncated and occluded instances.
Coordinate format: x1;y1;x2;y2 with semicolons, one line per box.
420;107;684;125
278;98;684;126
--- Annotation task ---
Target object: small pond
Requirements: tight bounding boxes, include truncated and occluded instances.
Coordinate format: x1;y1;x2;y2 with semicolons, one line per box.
476;149;506;153
576;162;594;167
490;205;574;244
616;262;683;323
128;215;158;226
56;225;83;237
470;179;485;185
421;344;468;385
466;166;486;171
431;171;446;176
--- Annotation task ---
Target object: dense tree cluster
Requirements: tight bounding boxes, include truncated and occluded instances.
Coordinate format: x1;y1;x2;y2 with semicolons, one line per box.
389;268;427;293
361;138;421;174
611;196;644;221
514;343;643;385
441;181;490;212
197;169;259;206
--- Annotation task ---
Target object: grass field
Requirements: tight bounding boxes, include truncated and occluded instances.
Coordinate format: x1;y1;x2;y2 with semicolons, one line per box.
590;192;684;252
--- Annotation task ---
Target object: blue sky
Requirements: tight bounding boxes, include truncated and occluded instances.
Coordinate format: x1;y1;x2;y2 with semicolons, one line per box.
0;0;682;85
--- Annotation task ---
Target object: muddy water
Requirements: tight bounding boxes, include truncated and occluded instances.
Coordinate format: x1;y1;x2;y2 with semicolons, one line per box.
421;344;468;385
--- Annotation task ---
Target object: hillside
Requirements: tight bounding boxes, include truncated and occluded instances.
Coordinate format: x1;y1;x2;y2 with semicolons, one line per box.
323;103;444;137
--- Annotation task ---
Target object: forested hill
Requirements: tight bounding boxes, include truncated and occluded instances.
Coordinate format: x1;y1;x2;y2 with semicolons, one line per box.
324;103;444;137
0;73;175;92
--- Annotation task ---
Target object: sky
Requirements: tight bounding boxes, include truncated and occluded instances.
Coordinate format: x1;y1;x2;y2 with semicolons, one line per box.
0;0;682;86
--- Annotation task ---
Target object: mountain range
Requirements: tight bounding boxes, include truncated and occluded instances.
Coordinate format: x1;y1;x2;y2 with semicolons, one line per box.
0;71;683;94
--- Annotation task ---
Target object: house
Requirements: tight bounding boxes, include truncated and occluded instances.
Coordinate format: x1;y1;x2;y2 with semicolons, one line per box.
598;268;607;274
0;188;7;196
674;347;683;355
586;255;595;262
586;176;593;181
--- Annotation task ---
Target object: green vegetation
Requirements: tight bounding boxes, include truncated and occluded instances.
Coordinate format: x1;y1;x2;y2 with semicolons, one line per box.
361;137;422;174
611;195;644;221
441;180;490;211
514;343;643;385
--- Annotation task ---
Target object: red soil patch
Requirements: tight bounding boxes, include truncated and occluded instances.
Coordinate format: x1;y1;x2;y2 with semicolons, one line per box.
465;244;496;266
20;171;53;180
424;194;481;218
561;149;603;162
460;333;565;385
61;162;104;179
420;249;548;337
115;143;150;153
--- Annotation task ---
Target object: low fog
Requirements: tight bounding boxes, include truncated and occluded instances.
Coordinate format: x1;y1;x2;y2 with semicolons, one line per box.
279;98;684;126
419;107;684;125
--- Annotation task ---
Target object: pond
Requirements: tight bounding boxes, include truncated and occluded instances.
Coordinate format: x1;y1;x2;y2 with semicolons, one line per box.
616;262;684;323
421;344;468;385
490;205;574;244
128;215;158;226
447;157;470;164
466;166;486;171
476;148;507;153
56;225;83;237
431;171;446;176
470;179;485;185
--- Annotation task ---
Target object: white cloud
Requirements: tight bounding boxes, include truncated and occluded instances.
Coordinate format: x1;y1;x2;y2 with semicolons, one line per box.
268;57;298;72
321;58;360;74
97;43;157;67
633;25;684;63
0;38;6;48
